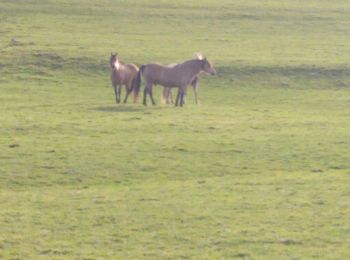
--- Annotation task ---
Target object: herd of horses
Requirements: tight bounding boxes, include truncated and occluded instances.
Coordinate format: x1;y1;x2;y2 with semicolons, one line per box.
110;53;216;106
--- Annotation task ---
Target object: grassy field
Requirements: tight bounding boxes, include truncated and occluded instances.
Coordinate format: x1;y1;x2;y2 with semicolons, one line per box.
1;0;350;258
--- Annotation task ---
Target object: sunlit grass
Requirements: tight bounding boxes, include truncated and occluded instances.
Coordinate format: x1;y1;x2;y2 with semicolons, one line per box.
1;0;350;259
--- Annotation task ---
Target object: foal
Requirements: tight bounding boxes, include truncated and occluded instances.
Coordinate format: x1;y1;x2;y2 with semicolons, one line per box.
162;76;199;105
110;53;139;104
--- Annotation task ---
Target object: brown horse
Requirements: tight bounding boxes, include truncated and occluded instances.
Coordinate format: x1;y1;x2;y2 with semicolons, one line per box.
134;58;216;106
110;53;139;104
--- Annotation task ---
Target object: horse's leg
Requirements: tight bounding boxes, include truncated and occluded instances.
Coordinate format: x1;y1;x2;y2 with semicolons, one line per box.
182;92;187;105
114;84;121;104
175;88;180;107
180;91;185;107
143;87;148;106
192;77;199;105
179;86;187;107
149;86;156;106
161;87;167;104
169;88;174;104
167;88;174;104
123;89;131;104
193;85;199;105
143;82;152;106
117;85;122;104
123;84;132;104
166;88;172;104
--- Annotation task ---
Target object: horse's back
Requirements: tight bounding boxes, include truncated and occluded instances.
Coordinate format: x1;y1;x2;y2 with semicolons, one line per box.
125;63;139;73
142;63;178;86
111;63;139;85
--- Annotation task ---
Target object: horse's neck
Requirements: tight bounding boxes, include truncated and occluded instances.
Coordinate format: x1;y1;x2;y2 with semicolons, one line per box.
181;60;202;76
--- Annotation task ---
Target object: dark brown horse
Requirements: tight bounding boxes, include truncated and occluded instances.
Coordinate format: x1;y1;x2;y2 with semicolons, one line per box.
110;53;139;104
134;58;216;106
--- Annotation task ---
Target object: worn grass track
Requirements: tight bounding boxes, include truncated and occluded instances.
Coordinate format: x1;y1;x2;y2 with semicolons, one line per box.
1;0;350;259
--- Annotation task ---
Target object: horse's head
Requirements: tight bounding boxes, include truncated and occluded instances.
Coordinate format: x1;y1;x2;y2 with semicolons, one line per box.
201;58;216;76
194;52;203;60
110;52;120;69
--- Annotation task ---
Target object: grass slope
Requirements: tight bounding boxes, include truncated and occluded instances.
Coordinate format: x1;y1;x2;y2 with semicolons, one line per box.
1;0;350;259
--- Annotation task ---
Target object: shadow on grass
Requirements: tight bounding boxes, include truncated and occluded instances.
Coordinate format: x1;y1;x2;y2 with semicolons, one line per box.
94;106;144;112
94;105;174;113
218;64;350;79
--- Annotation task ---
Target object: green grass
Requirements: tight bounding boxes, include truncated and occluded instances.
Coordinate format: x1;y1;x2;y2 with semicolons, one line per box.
1;0;350;259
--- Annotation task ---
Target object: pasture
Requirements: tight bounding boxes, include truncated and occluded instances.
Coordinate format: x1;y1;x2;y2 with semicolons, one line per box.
1;0;350;258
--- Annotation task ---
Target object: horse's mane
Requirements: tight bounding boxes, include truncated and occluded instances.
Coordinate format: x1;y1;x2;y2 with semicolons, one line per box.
175;59;203;68
166;53;204;68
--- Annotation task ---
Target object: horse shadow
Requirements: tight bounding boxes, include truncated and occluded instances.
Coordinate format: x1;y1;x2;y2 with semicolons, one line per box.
93;105;144;113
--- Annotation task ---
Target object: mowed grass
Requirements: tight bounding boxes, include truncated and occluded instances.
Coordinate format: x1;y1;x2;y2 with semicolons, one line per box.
1;0;350;258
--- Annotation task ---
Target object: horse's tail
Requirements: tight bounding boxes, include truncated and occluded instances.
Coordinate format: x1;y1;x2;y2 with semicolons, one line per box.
133;65;144;103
